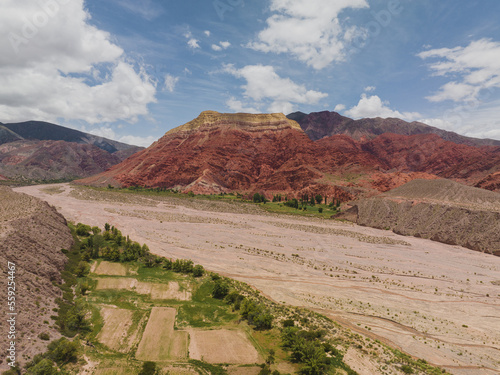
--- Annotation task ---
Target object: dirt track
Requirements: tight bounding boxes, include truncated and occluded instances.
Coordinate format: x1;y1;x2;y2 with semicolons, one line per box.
16;183;500;374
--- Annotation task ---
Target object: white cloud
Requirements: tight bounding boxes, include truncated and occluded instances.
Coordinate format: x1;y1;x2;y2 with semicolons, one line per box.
0;0;156;124
344;94;421;120
164;74;179;92
82;125;155;147
419;99;500;140
187;38;200;49
418;38;500;102
364;86;376;92
224;64;328;113
247;0;369;69
226;97;260;113
204;30;211;37
110;0;164;20
334;104;346;112
212;41;231;51
118;134;156;147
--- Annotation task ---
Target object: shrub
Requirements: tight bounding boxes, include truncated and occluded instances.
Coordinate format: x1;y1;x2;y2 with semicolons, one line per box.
212;280;229;299
138;361;157;375
25;358;58;375
38;332;50;341
47;338;78;364
284;199;299;209
75;223;91;236
193;265;205;277
401;365;414;374
318;208;323;213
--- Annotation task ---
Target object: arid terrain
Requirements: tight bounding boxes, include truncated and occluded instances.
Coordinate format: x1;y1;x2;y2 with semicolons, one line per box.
15;183;500;375
0;186;73;371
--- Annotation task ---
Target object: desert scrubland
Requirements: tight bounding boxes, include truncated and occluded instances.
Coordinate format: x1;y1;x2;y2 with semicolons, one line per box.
16;183;500;375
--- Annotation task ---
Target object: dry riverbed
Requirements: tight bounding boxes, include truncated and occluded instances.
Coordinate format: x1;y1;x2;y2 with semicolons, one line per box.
16;183;500;375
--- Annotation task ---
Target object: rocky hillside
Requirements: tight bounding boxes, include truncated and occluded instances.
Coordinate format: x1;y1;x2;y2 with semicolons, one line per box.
337;179;500;255
76;111;357;197
77;111;500;197
0;120;141;153
0;121;144;181
0;187;73;371
289;110;500;146
0;140;123;181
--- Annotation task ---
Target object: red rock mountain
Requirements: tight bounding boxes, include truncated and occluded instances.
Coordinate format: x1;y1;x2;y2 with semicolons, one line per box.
288;110;500;147
77;111;500;196
0;140;123;181
0;120;144;181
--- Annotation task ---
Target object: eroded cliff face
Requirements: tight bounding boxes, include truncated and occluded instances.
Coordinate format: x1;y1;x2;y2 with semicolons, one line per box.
0;187;73;370
338;179;500;256
75;111;500;198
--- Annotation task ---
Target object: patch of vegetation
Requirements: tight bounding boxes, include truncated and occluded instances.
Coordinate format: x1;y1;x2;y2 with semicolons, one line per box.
189;359;228;375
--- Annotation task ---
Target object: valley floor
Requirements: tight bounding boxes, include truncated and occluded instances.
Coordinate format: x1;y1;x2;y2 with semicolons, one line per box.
16;183;500;375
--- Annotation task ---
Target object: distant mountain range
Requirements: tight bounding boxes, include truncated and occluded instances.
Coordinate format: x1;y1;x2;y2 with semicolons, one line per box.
77;111;500;196
288;110;500;147
0;120;139;153
0;120;143;181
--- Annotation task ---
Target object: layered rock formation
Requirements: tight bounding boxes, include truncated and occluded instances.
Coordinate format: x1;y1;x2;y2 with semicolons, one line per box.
289;110;500;146
0;120;143;181
336;179;500;255
76;111;358;198
0;140;123;181
77;111;500;199
0;187;73;370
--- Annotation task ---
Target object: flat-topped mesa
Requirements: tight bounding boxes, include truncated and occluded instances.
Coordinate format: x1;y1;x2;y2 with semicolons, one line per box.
164;111;302;136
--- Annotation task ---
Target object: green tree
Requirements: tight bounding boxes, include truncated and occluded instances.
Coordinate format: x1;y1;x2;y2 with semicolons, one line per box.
25;358;58;375
212;280;229;299
47;338;78;364
193;264;205;277
315;194;323;205
138;361;157;375
74;261;89;277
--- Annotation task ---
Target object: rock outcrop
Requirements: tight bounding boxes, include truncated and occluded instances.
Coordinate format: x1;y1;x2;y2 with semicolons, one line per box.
0;140;124;180
0;187;73;370
289;110;500;146
336;179;500;255
76;111;500;198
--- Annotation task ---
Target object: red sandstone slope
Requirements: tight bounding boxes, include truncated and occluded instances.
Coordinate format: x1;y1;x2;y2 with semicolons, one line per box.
77;112;319;193
0;140;122;180
76;111;500;196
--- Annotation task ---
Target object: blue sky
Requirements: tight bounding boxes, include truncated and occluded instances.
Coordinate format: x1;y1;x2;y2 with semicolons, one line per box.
1;0;500;146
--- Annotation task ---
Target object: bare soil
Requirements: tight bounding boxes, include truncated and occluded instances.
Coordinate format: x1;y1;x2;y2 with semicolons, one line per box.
97;307;136;352
95;278;191;301
188;329;261;364
94;261;129;276
16;183;500;375
135;307;188;361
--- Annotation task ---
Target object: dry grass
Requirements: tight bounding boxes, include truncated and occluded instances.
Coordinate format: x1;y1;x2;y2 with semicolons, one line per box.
135;307;188;361
95;278;191;301
94;261;129;276
188;329;261;364
97;307;140;353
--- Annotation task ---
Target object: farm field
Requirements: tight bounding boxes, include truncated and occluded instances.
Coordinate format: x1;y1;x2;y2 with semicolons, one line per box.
16;183;500;375
135;307;188;361
188;329;262;364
